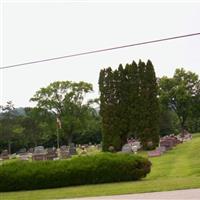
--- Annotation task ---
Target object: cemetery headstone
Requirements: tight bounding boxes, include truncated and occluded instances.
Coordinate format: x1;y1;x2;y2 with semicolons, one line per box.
148;149;162;157
131;145;138;154
69;143;77;155
108;145;115;152
46;148;57;160
32;146;47;161
1;150;9;160
18;148;27;156
122;144;132;153
60;145;70;159
156;146;166;153
132;141;141;150
28;148;34;153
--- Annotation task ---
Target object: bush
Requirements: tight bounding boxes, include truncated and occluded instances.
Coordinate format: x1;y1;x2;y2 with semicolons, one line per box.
0;153;151;192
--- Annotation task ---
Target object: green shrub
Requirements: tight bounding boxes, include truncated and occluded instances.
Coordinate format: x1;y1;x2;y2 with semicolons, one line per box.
0;153;151;192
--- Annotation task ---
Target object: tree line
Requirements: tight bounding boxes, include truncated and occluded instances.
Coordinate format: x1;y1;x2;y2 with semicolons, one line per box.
0;60;199;153
0;82;101;153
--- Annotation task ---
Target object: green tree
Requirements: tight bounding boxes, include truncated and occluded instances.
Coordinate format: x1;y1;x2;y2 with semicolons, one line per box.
99;60;160;151
30;81;93;145
0;101;23;153
99;68;120;151
127;61;139;139
159;68;200;134
20;107;56;147
72;106;101;144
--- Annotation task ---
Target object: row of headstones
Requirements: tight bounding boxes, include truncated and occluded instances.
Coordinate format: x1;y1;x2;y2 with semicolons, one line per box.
31;145;78;161
120;133;192;156
0;143;102;161
148;133;192;157
0;144;77;161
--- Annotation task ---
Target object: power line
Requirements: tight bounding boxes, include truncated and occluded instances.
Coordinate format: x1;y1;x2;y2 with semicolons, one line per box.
1;32;200;70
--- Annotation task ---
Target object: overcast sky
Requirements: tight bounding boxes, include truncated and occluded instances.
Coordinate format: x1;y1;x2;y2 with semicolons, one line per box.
1;1;200;108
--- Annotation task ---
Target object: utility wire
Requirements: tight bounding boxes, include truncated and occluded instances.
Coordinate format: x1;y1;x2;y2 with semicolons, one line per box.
1;32;200;70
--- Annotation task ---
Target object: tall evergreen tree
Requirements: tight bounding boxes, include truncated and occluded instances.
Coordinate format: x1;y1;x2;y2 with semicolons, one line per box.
127;61;140;139
117;64;129;147
138;60;147;143
142;60;159;149
99;59;160;151
99;68;121;151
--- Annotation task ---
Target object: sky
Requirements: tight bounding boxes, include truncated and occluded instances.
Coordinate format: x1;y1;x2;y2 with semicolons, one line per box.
1;1;200;107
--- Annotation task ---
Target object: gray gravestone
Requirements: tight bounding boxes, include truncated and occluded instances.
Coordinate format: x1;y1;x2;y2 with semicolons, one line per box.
34;146;45;154
156;146;166;153
32;146;47;161
60;145;70;159
69;143;77;155
122;144;132;153
148;150;162;157
1;150;9;160
46;148;57;160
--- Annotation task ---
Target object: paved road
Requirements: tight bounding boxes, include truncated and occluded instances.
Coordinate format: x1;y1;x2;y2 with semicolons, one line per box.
61;189;200;200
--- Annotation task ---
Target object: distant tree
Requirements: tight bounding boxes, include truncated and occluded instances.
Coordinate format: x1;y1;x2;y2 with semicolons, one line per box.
20;107;55;147
72;106;101;144
159;68;200;134
0;101;22;153
30;81;93;145
159;109;180;136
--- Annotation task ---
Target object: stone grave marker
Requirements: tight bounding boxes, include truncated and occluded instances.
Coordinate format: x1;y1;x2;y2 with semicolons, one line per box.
156;146;166;154
122;144;132;153
148;149;162;157
18;148;26;154
0;150;9;160
46;148;57;160
28;148;34;153
160;139;173;150
131;145;138;154
60;145;70;159
32;146;47;161
132;141;141;150
69;143;77;155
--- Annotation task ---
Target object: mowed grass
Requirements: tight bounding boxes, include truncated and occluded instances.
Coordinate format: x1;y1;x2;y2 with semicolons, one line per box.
1;133;200;200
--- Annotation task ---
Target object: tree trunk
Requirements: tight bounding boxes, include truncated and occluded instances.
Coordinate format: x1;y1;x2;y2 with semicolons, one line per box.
180;118;186;136
67;133;73;145
8;141;11;154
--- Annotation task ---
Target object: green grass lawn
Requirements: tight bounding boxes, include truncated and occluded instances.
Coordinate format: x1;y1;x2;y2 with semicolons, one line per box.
1;133;200;200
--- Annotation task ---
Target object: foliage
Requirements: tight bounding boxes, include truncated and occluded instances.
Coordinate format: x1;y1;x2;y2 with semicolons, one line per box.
0;101;23;153
21;107;57;147
159;109;180;136
0;153;151;192
30;81;94;144
138;60;160;149
158;68;200;132
72;107;102;144
99;60;160;151
0;99;101;153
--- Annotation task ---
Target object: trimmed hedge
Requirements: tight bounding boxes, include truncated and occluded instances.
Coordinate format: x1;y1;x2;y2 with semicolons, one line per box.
0;153;151;192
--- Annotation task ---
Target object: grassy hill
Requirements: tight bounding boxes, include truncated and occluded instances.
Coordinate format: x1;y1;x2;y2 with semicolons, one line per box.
1;133;200;200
